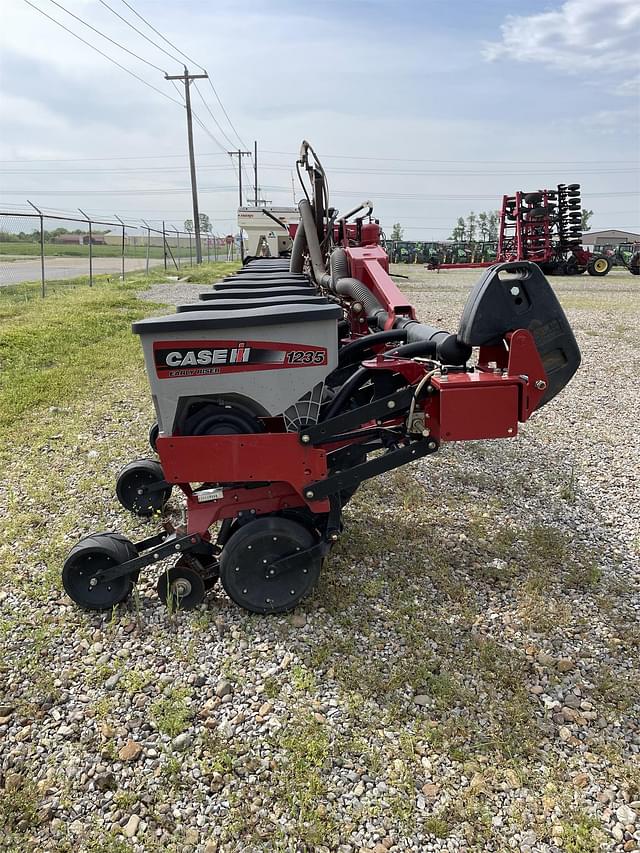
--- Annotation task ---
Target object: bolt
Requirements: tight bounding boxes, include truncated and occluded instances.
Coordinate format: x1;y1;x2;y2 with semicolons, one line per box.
301;434;310;444
306;490;314;499
535;379;547;390
330;533;339;541
175;544;181;551
507;427;514;434
427;440;437;450
153;553;159;559
387;400;396;409
269;569;275;576
510;286;520;296
89;578;98;588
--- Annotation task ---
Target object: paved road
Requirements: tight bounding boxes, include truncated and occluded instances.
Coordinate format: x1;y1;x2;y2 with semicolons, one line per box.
0;255;167;286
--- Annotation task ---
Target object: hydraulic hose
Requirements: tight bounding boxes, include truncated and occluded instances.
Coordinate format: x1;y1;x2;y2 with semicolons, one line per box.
289;219;306;274
323;366;372;420
337;329;408;367
298;199;331;287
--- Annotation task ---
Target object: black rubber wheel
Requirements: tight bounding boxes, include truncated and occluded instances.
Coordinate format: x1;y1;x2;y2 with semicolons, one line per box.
63;533;137;610
148;422;160;453
526;206;550;219
565;258;577;275
587;256;611;277
567;183;580;191
157;563;206;610
524;193;543;205
116;459;172;518
219;516;321;614
182;403;262;436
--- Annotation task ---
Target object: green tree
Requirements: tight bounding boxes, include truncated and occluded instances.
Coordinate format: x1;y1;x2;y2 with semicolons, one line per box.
184;219;193;233
478;212;489;241
581;209;594;232
450;217;466;241
390;222;403;240
488;210;499;240
466;211;477;242
199;213;211;234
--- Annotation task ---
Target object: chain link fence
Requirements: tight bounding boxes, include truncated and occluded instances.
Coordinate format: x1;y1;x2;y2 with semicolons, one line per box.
0;208;237;299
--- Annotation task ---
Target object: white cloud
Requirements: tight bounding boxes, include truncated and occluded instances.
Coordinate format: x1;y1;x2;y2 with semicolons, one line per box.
484;0;640;87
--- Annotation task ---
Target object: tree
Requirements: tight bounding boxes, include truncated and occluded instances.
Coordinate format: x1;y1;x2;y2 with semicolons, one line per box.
488;210;499;240
184;219;193;233
478;212;489;242
581;209;594;232
199;213;211;234
466;211;477;242
390;222;403;240
450;217;466;241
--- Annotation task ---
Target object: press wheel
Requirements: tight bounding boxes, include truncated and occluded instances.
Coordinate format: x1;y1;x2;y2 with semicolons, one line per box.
219;516;321;614
116;459;172;518
63;533;137;610
148;422;160;452
157;563;206;610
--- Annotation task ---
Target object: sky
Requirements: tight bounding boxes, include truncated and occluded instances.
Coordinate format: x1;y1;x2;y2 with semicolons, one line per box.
0;0;638;239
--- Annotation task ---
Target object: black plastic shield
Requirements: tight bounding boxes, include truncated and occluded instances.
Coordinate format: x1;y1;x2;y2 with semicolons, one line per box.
458;261;581;407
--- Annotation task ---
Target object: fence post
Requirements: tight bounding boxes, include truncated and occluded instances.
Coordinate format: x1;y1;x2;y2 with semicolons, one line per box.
173;228;181;269
162;221;167;270
207;234;210;263
142;220;151;275
78;208;93;286
114;214;125;280
189;231;193;266
27;199;45;297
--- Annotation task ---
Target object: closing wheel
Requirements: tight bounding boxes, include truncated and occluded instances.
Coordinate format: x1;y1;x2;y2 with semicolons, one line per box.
148;422;160;452
63;533;137;610
587;256;612;276
116;459;172;517
219;516;321;614
157;563;206;610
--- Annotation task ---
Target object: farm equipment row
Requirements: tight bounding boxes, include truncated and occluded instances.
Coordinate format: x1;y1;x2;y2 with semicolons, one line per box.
62;142;581;616
388;184;638;276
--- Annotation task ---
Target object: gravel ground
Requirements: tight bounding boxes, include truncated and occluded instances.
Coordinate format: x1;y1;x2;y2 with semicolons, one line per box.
0;266;638;852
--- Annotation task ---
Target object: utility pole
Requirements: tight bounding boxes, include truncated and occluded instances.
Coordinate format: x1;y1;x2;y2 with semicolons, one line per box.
228;148;251;259
254;140;258;206
166;67;208;264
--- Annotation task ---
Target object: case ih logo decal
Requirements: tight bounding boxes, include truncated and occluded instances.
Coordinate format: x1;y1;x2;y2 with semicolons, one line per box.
153;339;327;378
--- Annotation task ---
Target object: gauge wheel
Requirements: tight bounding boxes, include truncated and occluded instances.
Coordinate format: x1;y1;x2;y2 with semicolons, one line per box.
63;533;137;610
116;459;172;518
148;422;160;452
219;516;321;614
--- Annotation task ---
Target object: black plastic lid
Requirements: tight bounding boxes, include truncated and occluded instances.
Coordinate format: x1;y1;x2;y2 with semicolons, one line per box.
200;286;314;300
177;295;327;312
133;302;342;334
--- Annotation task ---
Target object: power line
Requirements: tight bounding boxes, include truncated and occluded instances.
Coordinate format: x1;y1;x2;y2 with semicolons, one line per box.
45;0;166;73
192;114;234;157
205;77;248;150
0;152;231;163
118;0;205;71
3;186;635;199
192;82;238;150
263;149;640;165
21;0;183;106
96;0;184;66
114;0;247;149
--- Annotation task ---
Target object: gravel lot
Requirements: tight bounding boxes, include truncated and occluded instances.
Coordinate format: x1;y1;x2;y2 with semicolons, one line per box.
1;266;638;852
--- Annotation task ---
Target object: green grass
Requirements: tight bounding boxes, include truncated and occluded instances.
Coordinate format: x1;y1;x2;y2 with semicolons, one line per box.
0;240;211;260
0;262;238;432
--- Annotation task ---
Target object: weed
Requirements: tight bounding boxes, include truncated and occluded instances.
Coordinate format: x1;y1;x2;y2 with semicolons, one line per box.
151;686;193;737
